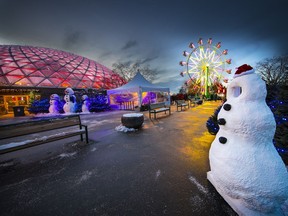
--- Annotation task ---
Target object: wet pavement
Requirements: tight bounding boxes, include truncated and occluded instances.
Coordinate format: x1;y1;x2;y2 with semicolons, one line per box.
0;101;237;216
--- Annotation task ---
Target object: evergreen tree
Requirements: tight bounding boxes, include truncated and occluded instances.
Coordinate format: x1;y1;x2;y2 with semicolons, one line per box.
268;85;288;150
89;94;110;112
206;105;222;135
28;99;50;114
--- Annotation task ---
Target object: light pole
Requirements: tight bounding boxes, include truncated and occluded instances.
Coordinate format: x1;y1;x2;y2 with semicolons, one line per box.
204;65;209;99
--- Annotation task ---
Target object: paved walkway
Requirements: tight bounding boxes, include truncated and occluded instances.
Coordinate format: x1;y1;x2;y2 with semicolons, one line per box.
0;101;237;216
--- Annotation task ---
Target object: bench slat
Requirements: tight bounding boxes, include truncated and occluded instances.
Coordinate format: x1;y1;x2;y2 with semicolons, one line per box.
0;115;81;139
175;100;189;111
149;102;171;119
0;114;89;154
0;130;87;154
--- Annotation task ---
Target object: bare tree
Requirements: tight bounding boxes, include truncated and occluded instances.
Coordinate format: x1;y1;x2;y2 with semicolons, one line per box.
112;60;156;82
256;56;288;85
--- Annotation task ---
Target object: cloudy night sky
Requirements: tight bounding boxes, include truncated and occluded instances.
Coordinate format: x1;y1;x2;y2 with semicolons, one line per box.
0;0;287;93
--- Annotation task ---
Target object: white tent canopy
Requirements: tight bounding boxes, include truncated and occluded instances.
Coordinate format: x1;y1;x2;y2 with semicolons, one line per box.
107;71;170;106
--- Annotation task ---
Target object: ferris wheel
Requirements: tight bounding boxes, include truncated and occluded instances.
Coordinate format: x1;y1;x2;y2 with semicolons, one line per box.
179;38;231;97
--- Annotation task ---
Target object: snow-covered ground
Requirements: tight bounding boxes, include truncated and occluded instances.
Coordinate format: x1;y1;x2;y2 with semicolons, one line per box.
115;125;138;132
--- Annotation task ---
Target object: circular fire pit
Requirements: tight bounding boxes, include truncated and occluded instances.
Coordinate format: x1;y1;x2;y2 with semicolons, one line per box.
121;113;144;129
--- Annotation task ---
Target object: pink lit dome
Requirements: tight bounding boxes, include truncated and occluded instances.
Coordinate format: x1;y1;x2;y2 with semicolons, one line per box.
0;45;126;89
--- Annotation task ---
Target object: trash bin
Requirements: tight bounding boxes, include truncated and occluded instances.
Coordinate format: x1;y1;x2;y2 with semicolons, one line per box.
13;106;25;117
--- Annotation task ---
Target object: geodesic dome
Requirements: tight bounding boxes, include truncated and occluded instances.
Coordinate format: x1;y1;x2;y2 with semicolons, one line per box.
0;45;126;89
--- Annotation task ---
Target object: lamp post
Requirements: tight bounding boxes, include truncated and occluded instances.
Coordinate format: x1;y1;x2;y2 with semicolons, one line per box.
204;65;209;99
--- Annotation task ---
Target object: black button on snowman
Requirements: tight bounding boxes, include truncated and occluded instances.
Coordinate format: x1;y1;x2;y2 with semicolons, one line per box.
217;97;232;145
223;103;231;111
207;64;288;215
218;104;231;144
217;65;254;146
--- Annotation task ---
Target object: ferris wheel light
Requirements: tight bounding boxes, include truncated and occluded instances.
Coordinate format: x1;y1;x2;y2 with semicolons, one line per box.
179;61;187;66
183;51;190;57
226;59;232;64
226;69;232;74
198;38;203;45
216;42;221;49
207;38;212;45
189;42;195;49
222;49;228;55
223;78;229;83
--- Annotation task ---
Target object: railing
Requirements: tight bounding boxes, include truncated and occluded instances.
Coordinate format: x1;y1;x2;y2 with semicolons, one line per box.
119;101;135;110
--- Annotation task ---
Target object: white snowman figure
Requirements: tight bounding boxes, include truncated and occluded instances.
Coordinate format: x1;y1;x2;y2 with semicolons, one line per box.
81;95;90;113
207;64;288;215
63;88;76;113
49;94;60;114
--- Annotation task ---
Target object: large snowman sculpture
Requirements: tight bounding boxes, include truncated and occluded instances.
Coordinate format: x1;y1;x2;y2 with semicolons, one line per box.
207;64;288;215
49;94;60;114
63;88;76;113
81;95;90;113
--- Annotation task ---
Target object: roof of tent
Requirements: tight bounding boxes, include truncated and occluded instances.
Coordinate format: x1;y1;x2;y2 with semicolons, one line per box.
107;72;170;95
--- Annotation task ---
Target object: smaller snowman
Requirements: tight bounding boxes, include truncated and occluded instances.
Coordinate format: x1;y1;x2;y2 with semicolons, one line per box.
81;95;90;113
49;94;60;114
63;88;76;113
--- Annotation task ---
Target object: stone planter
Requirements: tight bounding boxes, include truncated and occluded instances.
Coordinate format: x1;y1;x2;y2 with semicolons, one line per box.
121;113;144;129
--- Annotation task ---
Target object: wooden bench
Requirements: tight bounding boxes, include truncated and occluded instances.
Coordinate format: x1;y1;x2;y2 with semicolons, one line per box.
0;114;88;154
175;100;189;111
149;102;171;119
189;98;203;107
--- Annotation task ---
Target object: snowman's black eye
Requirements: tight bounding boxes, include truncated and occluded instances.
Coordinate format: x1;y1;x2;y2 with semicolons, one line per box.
232;86;242;97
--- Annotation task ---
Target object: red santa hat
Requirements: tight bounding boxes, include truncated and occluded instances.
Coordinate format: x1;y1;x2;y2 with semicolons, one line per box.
233;64;254;78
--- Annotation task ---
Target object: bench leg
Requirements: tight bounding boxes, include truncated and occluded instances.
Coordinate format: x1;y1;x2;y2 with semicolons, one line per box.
85;130;89;144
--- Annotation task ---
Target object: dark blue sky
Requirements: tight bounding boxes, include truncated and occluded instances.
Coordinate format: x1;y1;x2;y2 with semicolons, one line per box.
0;0;287;93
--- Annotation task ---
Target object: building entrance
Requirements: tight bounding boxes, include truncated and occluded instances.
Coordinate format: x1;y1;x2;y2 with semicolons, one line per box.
3;95;29;113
